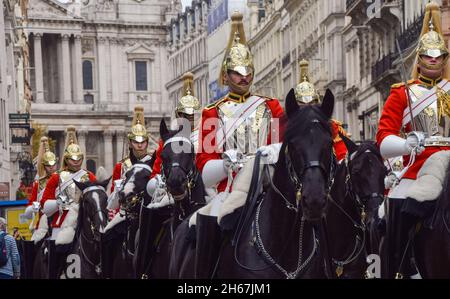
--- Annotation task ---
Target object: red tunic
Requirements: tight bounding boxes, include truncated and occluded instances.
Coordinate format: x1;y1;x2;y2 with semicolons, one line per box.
111;162;124;193
196;96;285;192
376;80;450;180
28;181;38;206
28;181;41;229
41;171;96;228
331;120;349;161
150;139;164;178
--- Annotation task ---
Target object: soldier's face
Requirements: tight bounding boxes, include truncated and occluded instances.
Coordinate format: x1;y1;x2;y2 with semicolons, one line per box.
44;164;57;175
420;55;445;79
66;158;82;170
131;140;148;151
227;71;253;86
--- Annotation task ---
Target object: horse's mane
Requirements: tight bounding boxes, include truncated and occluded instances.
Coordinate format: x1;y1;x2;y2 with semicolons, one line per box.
284;105;331;142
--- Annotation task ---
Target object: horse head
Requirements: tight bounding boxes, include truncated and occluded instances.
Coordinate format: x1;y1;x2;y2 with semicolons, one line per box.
341;135;386;220
159;119;198;203
283;88;335;221
74;178;110;240
119;161;153;210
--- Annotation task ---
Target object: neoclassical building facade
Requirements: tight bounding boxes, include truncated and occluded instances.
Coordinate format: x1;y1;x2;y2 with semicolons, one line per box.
26;0;177;175
248;0;346;119
166;0;210;122
1;0;30;198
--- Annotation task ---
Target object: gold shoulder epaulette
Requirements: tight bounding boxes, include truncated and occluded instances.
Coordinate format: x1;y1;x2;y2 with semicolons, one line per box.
391;82;405;89
391;80;415;89
204;97;227;110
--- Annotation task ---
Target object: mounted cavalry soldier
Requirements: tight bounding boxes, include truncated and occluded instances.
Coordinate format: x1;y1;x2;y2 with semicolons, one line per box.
108;106;152;217
41;126;96;278
22;136;57;278
24;137;58;240
377;2;450;279
193;11;284;278
149;72;201;182
133;73;202;279
295;59;348;161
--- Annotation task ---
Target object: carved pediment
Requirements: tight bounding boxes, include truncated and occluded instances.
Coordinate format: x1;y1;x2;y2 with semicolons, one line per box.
28;0;75;20
126;43;155;60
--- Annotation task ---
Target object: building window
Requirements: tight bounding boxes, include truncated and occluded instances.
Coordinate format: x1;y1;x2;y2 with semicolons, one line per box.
135;61;148;91
82;60;93;90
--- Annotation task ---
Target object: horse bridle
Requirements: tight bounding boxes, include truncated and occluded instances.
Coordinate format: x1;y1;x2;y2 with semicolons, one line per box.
79;186;108;275
285;143;336;211
345;148;385;216
120;164;152;214
161;136;198;202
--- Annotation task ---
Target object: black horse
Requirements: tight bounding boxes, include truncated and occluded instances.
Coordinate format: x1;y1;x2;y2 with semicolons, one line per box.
170;88;339;278
102;160;153;279
136;120;206;279
326;137;386;278
408;162;450;278
72;179;110;278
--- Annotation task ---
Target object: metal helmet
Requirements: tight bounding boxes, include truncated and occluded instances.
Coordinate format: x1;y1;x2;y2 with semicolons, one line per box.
36;136;57;178
176;72;201;116
62;126;83;167
128;106;148;143
295;60;320;104
414;2;450;77
220;12;254;87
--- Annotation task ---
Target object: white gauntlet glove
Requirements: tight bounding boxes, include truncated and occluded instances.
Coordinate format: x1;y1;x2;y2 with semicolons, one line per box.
258;143;282;164
405;132;425;155
222;149;244;173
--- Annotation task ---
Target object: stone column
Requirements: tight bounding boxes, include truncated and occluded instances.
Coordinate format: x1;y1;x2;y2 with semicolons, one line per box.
78;130;88;169
103;130;114;174
61;34;72;104
97;37;108;105
73;35;84;104
115;129;125;162
110;38;120;103
33;33;44;103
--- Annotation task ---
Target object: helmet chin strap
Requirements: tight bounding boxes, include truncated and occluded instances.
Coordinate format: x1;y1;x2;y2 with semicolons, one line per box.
227;78;253;96
418;55;449;71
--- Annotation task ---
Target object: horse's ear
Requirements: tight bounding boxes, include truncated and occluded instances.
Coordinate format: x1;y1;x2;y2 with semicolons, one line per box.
73;179;88;192
321;89;334;119
160;119;169;141
340;132;358;155
97;177;111;190
285;88;299;118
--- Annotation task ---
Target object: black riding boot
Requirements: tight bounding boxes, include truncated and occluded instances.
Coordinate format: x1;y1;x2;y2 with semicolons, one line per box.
100;233;115;279
21;240;36;279
134;205;163;279
195;214;222;279
47;240;59;279
387;198;420;279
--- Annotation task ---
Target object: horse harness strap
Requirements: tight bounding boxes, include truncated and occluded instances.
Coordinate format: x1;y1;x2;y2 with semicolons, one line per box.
82;186;105;195
130;163;152;173
285;145;336;210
